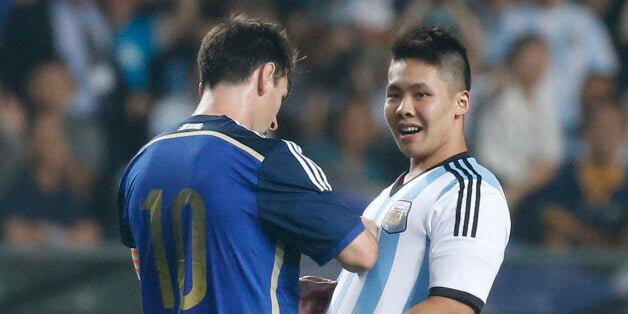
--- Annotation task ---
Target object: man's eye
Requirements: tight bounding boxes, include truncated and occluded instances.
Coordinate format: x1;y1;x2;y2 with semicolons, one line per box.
387;93;399;99
416;92;428;97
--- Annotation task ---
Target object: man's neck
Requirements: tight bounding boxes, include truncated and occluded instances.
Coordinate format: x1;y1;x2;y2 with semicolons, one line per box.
193;84;256;128
406;147;468;182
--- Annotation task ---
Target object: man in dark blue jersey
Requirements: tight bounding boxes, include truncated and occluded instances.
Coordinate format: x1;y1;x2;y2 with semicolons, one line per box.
118;15;378;313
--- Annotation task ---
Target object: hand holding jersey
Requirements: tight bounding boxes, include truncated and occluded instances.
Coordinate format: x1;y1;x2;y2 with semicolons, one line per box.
361;216;380;240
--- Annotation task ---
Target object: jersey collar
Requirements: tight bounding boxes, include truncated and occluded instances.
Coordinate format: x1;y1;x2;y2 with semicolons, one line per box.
389;152;470;197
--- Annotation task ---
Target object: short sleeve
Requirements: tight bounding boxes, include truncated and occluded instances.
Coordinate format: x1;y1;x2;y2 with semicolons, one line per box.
257;140;364;265
427;184;511;312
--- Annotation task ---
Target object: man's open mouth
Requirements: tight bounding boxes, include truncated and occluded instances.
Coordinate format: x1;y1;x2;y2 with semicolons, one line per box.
400;126;423;135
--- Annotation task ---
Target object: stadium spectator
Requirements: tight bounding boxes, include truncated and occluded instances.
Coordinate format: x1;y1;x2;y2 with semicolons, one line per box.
0;0;116;236
0;59;107;248
0;0;56;98
312;96;390;211
145;36;199;137
26;60;105;199
145;1;216;137
348;47;394;136
487;0;619;159
517;101;628;249
102;0;211;168
0;113;102;249
48;0;115;117
476;34;562;212
0;0;115;117
106;0;206;92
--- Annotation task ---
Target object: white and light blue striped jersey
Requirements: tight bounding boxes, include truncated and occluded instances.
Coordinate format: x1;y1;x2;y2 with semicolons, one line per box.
328;153;510;314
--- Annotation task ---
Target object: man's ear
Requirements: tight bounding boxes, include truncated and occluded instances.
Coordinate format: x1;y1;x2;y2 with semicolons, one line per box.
455;90;470;116
257;62;276;96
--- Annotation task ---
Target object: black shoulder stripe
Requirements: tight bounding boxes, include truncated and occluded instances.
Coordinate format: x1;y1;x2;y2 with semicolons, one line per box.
453;160;474;237
462;158;483;237
443;163;464;237
446;159;482;238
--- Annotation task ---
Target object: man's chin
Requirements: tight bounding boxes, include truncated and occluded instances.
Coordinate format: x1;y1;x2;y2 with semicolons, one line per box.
398;144;419;157
401;148;429;160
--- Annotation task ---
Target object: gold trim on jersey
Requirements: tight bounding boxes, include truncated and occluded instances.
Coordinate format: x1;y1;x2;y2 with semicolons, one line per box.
142;190;175;308
142;130;265;162
270;241;285;314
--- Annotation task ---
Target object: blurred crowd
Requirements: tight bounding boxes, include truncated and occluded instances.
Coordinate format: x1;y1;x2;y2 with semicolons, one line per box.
0;0;625;251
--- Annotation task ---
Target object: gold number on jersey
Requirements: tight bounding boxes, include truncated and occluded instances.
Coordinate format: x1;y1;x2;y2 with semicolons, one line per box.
141;189;208;310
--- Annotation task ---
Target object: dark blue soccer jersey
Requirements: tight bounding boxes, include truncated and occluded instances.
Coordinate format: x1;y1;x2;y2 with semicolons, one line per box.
118;115;364;313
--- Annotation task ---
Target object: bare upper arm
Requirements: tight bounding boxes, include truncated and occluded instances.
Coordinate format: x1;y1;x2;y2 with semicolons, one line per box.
405;296;476;314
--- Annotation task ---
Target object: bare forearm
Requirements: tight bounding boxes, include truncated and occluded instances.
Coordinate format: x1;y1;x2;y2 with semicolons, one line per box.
336;218;379;273
406;296;475;314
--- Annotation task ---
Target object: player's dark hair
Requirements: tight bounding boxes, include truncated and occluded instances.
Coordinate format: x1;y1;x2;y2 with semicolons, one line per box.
392;25;471;91
197;15;297;88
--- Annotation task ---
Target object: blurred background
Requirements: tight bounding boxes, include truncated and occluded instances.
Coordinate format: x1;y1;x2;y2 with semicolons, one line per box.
0;0;626;312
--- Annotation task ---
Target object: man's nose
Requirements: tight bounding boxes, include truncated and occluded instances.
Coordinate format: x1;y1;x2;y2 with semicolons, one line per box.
396;97;414;117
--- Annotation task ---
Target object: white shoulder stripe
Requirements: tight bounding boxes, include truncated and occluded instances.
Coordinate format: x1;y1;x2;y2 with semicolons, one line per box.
290;142;332;190
284;141;325;191
291;141;332;191
311;161;332;191
283;140;332;191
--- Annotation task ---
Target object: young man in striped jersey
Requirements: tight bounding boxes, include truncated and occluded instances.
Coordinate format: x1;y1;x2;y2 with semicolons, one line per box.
328;26;510;313
118;16;378;313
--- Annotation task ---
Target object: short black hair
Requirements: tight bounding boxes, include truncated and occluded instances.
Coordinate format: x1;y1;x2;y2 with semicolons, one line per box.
391;25;471;91
197;15;297;88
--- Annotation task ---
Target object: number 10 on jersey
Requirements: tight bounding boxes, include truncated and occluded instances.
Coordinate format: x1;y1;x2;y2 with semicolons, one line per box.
141;189;208;310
